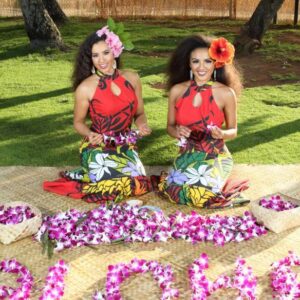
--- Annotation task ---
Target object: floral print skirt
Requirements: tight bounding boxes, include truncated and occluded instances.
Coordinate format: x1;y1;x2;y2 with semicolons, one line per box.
44;140;152;203
158;149;235;208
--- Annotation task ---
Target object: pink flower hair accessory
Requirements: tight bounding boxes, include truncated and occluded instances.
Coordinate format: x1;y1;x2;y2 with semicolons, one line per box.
96;26;124;58
96;18;134;58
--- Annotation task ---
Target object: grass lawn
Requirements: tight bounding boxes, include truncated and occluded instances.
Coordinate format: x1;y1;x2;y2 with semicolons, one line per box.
0;18;299;166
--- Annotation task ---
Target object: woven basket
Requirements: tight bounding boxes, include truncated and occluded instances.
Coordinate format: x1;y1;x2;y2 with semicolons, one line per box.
250;193;300;233
0;201;42;245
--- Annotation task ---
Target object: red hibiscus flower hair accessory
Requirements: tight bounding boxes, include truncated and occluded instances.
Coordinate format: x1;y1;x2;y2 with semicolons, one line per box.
208;37;235;68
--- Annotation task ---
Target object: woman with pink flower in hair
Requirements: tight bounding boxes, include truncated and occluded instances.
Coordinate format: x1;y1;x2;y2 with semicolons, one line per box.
44;19;152;203
158;35;249;208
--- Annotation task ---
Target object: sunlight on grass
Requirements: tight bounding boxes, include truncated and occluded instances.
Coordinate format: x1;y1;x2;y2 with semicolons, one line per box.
0;17;299;166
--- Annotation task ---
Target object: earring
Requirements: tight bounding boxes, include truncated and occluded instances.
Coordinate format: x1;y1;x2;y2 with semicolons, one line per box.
213;69;217;81
91;66;96;74
113;60;117;70
190;69;193;80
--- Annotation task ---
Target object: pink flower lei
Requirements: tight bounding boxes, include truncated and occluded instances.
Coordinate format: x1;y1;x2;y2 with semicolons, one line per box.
0;259;34;299
92;258;179;300
0;204;35;225
189;253;257;299
270;251;300;299
96;26;124;58
35;205;267;254
259;194;298;211
0;259;68;300
39;260;68;300
102;130;140;147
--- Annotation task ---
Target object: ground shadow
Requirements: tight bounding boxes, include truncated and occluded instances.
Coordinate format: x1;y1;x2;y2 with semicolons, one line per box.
0;87;72;109
139;62;167;77
228;118;300;153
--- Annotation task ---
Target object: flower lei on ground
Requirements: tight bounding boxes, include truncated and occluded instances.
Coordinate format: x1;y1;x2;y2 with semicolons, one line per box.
96;17;134;58
259;194;298;211
0;259;34;299
270;251;300;299
92;258;179;300
208;37;235;68
0;259;68;300
35;204;267;257
189;253;257;300
0;205;35;225
39;260;68;300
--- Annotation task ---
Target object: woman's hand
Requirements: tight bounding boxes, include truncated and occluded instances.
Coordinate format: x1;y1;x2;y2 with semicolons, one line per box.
176;125;191;139
88;131;103;145
137;123;152;136
210;126;224;139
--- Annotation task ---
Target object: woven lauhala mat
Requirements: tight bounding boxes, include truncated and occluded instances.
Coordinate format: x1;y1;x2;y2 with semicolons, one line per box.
0;165;300;299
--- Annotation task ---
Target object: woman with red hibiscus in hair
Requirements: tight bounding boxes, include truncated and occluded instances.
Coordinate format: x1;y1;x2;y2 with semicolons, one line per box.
158;35;249;208
44;19;152;203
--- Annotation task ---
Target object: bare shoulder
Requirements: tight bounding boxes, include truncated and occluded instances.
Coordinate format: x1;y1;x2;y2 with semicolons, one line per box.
75;75;98;100
169;81;190;102
212;82;236;102
120;69;139;87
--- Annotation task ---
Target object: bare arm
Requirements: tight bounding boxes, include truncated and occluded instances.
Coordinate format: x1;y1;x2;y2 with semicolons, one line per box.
73;83;103;145
125;71;151;136
210;87;237;140
167;84;191;139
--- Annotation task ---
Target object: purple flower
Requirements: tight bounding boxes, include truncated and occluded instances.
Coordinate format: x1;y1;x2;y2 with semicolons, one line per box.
0;205;35;225
167;169;188;185
0;259;34;299
259;194;298;211
122;161;143;176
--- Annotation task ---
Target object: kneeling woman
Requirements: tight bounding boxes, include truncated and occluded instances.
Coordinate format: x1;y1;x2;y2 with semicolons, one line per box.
158;35;248;208
44;23;152;203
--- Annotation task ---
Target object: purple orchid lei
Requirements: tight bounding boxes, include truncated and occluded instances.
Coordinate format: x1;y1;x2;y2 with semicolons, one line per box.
270;251;300;299
189;253;257;300
102;130;140;147
0;205;35;225
259;194;298;212
0;259;68;300
39;260;68;300
35;205;267;254
0;259;34;299
92;258;179;300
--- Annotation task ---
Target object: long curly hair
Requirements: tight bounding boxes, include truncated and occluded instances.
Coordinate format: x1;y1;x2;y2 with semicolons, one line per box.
72;32;121;91
166;35;243;96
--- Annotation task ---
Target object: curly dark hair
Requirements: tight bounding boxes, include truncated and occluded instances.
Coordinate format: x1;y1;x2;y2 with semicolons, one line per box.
166;35;243;96
72;32;121;91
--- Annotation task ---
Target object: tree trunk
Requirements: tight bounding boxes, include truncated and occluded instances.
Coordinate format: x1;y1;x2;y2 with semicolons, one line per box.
234;0;285;55
42;0;68;25
19;0;65;50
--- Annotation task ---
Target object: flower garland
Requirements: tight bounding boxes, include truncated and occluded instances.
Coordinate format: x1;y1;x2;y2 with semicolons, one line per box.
189;253;257;299
0;205;35;225
2;252;300;299
259;194;298;211
0;259;68;300
0;259;34;299
92;258;179;300
270;251;300;299
102;130;140;147
39;260;68;300
36;205;267;256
